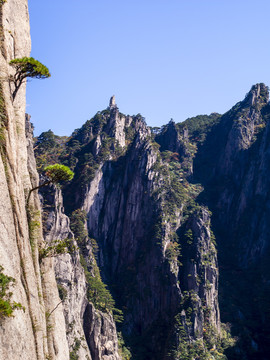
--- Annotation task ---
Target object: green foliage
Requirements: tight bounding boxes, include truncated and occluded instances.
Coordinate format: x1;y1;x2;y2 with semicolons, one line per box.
36;130;57;150
28;164;74;206
39;238;76;261
0;126;5;149
165;241;181;262
77;153;100;185
171;296;235;360
9;57;50;99
10;57;50;79
113;307;124;323
0;83;7;152
34;130;68;170
86;272;115;312
80;253;123;320
118;332;132;360
70;110;111;144
0;266;24;319
70;210;123;320
153;155;188;221
69;338;81;360
177;113;221;145
184;229;193;245
152;152;202;231
44;164;74;183
172;337;227;360
34;108;141;198
70;209;88;244
27;207;41;258
57;284;68;301
150;126;161;135
218;323;237;352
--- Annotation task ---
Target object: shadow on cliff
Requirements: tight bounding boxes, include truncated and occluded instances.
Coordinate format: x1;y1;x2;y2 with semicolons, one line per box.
193;109;270;359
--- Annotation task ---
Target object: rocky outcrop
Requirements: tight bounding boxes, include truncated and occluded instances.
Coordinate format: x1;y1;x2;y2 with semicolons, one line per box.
84;303;121;360
40;183;121;360
55;100;224;359
156;120;194;176
156;119;185;153
193;83;270;358
179;208;220;336
0;1;244;359
41;185;92;359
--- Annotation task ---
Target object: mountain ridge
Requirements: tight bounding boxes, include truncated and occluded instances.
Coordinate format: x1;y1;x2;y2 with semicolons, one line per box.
34;83;270;359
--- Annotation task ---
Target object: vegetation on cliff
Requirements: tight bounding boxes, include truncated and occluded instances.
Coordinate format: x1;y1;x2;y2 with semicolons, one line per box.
70;209;123;322
27;163;74;205
34;85;270;359
0;266;24;319
35;104;233;359
9;57;50;100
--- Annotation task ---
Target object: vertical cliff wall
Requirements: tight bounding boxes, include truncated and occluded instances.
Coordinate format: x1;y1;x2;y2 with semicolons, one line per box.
0;2;124;359
38;102;227;360
0;1;69;359
40;184;121;360
0;1;241;359
188;83;270;359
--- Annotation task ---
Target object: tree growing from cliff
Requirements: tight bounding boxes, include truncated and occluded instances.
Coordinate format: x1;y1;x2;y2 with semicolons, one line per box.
27;164;74;205
0;265;24;319
9;57;51;100
43;164;74;183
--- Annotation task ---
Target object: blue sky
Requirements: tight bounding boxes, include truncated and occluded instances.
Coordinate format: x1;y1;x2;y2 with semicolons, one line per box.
27;0;270;136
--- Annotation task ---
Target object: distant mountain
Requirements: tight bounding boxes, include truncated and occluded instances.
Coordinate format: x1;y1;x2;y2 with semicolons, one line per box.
36;85;270;359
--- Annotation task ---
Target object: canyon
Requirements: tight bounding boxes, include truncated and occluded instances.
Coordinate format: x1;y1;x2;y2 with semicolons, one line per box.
0;1;269;360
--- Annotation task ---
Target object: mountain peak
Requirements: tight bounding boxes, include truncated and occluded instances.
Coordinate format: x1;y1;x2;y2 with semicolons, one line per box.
245;83;269;107
109;95;117;109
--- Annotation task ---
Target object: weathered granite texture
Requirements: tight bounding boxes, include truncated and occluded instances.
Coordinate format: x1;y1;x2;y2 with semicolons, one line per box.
40;183;121;360
194;83;270;358
58;102;222;359
0;1;69;359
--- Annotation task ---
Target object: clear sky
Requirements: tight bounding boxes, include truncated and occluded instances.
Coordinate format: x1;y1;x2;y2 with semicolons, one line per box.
27;0;270;136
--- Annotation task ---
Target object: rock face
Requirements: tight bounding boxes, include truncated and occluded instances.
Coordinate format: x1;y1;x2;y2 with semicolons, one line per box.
33;81;270;359
109;95;116;109
84;303;121;360
45;102;224;359
192;83;270;358
40;184;121;360
0;2;122;360
179;208;220;336
2;2;270;359
0;1;69;359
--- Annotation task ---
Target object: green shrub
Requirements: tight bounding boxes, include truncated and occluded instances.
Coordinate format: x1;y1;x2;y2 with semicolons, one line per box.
39;238;76;261
57;284;67;301
44;164;74;183
27;164;74;206
118;332;132;360
69;338;81;360
70;209;88;244
0;266;24;319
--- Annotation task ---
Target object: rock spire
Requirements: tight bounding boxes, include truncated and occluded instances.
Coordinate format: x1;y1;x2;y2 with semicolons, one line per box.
109;95;117;109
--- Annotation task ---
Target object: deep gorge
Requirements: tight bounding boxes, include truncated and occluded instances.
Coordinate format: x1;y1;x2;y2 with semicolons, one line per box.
0;1;269;360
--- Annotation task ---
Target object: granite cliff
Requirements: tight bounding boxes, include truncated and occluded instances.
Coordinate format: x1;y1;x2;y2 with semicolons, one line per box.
0;1;121;359
34;85;270;360
194;83;270;359
0;0;69;359
35;99;232;359
0;1;270;359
